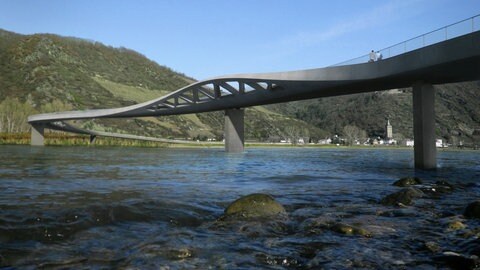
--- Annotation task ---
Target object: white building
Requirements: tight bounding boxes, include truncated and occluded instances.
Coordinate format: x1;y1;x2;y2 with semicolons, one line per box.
436;139;447;148
318;138;332;145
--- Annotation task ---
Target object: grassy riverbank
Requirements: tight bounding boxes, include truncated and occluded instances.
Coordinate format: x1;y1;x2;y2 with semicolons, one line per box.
0;133;381;148
0;133;169;147
1;133;476;151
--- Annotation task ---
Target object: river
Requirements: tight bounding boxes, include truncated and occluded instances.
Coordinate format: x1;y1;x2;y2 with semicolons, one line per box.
0;146;479;269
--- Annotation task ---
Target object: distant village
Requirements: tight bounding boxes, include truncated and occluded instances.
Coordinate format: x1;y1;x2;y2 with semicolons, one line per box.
203;118;479;149
275;119;451;148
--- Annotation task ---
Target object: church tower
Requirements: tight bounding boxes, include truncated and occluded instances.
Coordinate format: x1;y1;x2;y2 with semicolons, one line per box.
385;119;393;139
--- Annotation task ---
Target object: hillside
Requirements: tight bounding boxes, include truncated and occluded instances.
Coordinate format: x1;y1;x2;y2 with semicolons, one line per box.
0;29;326;142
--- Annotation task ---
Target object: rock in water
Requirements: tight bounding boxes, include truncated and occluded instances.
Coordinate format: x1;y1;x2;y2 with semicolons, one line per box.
435;252;479;270
448;220;467;231
224;193;286;220
423;241;441;253
380;187;424;206
331;223;354;235
330;223;371;237
393;177;422;187
464;201;480;219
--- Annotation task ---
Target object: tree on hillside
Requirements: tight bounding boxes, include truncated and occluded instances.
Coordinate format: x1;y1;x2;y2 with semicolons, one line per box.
0;97;37;133
343;125;367;146
40;99;73;113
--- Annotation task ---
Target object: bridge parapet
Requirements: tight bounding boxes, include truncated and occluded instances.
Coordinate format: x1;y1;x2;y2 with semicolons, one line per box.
333;14;480;66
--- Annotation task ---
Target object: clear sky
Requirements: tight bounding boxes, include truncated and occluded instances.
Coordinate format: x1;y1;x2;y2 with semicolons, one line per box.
0;0;478;80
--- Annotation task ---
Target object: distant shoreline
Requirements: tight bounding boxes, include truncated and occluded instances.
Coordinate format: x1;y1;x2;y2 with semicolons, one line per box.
1;133;478;151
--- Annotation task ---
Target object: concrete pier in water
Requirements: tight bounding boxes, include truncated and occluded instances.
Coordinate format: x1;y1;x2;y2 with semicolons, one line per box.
30;124;45;146
413;83;437;170
224;109;244;153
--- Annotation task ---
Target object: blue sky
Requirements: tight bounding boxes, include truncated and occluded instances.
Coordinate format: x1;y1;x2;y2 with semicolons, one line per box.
0;0;478;80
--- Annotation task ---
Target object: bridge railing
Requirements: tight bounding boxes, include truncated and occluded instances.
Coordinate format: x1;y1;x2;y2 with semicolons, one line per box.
332;14;480;66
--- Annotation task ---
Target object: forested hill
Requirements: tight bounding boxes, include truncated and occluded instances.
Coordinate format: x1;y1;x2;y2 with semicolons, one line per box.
0;28;194;109
0;28;326;141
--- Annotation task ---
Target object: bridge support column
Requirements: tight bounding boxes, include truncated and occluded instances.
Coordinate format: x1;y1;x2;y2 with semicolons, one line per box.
225;108;244;153
413;83;436;169
89;135;97;144
31;124;45;146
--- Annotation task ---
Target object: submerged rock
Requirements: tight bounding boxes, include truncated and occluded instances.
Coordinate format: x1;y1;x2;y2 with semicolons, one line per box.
166;248;193;260
436;180;454;189
380;187;424;206
377;208;418;217
330;223;354;235
330;223;371;237
422;180;455;195
303;218;371;237
448;220;467;231
393;177;422;187
435;252;479;270
464;201;480;219
422;241;441;253
460;228;480;239
301;216;335;235
222;193;287;220
416;182;454;199
255;253;301;268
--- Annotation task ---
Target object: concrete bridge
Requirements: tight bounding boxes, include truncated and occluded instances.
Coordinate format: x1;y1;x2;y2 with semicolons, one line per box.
28;17;480;169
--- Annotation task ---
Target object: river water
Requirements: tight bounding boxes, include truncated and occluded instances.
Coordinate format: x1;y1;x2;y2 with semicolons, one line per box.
0;145;479;269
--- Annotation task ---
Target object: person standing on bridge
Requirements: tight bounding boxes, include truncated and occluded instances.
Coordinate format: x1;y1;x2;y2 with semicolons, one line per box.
369;50;377;62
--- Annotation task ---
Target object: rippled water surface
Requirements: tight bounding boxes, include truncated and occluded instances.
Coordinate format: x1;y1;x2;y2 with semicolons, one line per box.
1;146;479;269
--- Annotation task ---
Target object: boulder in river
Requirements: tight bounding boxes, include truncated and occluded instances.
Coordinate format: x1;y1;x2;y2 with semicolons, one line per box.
330;223;371;237
393;177;422;187
422;241;441;253
447;220;467;231
380;187;424;206
435;251;479;270
166;248;194;260
432;180;455;193
436;180;454;189
464;201;480;219
222;193;287;220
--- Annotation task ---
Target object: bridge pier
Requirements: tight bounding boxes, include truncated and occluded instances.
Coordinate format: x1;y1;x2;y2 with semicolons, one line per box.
89;135;97;144
413;83;436;170
31;123;45;146
224;108;244;152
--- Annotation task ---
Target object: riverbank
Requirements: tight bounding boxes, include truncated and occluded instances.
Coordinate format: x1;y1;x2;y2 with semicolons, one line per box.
1;133;478;151
0;133;169;147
